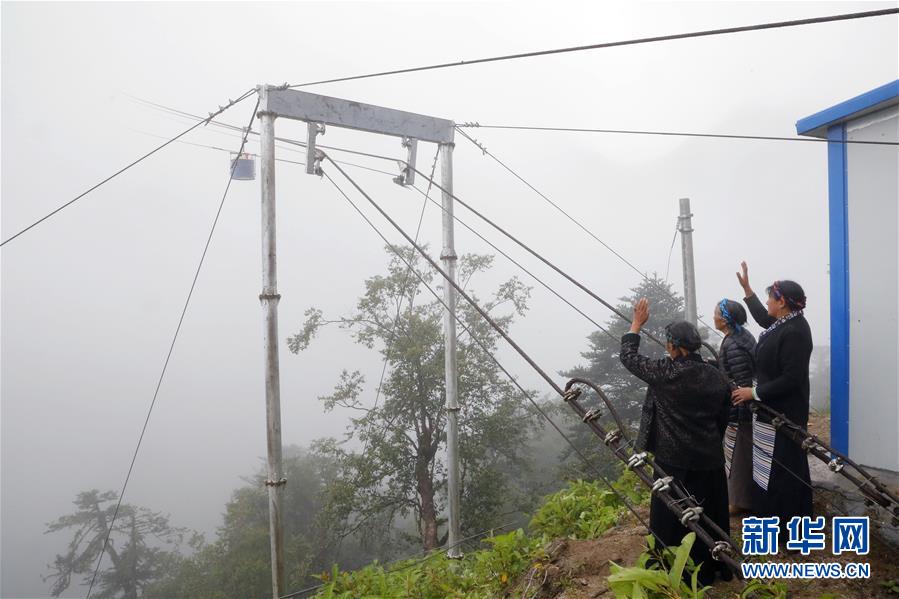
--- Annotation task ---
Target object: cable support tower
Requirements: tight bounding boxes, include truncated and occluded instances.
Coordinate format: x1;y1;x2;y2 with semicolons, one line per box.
321;156;745;578
84;96;262;599
284;9;898;89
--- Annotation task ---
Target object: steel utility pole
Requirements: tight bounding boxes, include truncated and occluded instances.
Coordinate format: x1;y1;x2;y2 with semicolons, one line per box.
258;85;286;598
678;197;698;326
439;142;462;558
252;85;457;594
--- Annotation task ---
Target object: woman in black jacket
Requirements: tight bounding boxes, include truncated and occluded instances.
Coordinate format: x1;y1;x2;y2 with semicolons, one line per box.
620;298;733;584
713;299;756;514
732;262;814;529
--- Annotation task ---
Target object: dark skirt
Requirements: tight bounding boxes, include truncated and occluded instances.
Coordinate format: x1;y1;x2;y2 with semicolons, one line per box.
752;416;813;529
650;461;731;585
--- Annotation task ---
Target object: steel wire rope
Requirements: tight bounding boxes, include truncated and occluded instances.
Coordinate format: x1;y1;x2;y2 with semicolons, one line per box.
320;167;663;547
1;89;256;247
455;127;723;338
285;9;898;89
130;129;400;178
404;161;676;351
456;123;899;147
83;96;261;599
406;183;616;341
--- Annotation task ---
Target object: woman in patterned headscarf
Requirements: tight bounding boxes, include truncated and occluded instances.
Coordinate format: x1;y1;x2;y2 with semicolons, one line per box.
713;299;756;515
732;262;813;530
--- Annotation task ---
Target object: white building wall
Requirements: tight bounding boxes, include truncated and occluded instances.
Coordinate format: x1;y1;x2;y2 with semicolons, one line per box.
846;107;899;471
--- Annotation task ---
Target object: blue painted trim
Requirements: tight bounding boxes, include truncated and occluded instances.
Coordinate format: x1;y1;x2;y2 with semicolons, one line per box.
796;80;899;138
827;124;849;456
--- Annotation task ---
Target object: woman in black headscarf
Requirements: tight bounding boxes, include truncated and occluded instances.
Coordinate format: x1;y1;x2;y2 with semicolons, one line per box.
732;262;814;529
713;299;757;515
620;298;733;585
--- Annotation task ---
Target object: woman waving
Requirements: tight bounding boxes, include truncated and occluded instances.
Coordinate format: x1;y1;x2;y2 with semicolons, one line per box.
732;262;814;529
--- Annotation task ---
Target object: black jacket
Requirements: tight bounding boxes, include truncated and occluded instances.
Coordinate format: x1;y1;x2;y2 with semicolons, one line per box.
620;333;732;470
719;328;757;422
744;294;813;426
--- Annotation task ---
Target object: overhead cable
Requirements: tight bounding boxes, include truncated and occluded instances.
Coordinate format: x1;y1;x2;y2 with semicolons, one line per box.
457;123;899;147
286;9;897;89
1;89;256;247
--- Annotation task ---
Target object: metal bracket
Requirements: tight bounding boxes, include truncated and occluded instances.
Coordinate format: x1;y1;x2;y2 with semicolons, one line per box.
393;137;418;186
651;476;673;495
306;122;326;175
711;541;733;561
264;478;287;487
562;388;582;403
801;437;821;453
627;452;648;470
680;506;703;525
603;430;622;446
581;408;601;423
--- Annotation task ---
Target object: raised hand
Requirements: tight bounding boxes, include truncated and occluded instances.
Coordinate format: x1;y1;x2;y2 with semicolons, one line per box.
736;261;753;296
631;298;650;333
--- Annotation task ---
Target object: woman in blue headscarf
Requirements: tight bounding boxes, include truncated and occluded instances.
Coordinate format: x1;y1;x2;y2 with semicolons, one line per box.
713;298;756;514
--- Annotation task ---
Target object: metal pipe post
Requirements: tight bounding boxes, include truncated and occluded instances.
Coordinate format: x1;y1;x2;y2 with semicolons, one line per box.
258;86;285;598
678;197;698;326
439;142;462;558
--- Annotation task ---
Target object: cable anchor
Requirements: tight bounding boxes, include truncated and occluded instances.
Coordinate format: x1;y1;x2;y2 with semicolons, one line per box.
305;122;326;176
393;137;418;186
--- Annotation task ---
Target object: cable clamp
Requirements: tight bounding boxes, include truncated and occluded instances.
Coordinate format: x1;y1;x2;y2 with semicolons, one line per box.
581;408;601;423
603;430;622;446
627;452;647;470
771;417;784;429
680;506;703;525
651;476;672;495
828;458;845;473
801;437;819;453
562;388;582;403
459;122;481;128
264;478;287;487
711;541;734;561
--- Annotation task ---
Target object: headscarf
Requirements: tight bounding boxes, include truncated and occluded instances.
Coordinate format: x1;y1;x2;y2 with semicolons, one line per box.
766;280;807;312
717;299;743;333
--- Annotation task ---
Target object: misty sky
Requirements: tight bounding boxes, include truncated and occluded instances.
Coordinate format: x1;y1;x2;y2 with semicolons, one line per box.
2;2;897;597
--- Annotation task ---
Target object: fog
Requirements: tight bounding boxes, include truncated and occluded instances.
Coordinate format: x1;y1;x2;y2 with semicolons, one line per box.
2;2;896;596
